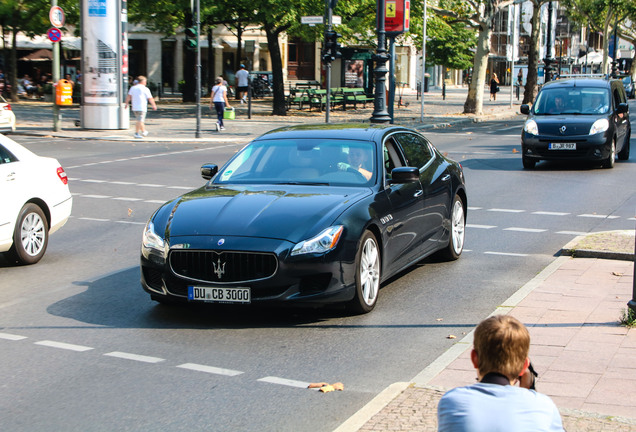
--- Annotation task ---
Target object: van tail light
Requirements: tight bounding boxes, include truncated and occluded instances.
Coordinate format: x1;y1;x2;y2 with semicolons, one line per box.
57;167;68;185
2;103;11;111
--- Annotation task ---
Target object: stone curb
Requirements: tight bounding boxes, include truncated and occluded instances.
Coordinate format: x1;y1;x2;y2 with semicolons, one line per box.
560;231;636;262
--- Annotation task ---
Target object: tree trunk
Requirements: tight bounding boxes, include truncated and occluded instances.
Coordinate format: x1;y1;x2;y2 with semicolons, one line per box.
464;22;491;114
522;1;541;105
235;25;243;100
265;26;286;116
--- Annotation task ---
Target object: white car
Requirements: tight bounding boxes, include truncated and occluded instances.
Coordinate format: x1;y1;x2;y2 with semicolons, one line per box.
0;95;17;133
0;134;72;264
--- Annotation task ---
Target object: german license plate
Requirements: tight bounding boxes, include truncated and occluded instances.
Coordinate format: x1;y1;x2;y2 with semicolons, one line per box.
188;286;251;304
549;142;576;150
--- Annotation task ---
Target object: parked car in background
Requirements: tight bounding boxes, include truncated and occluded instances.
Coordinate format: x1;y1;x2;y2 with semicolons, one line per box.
623;76;635;99
520;77;630;169
0;95;16;133
141;124;467;314
0;134;72;264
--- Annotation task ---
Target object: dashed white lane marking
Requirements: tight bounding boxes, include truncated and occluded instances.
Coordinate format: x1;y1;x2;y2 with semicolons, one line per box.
104;351;165;363
145;199;167;204
82;179;106;183
137;183;164;188
114;220;146;225
0;332;27;341
466;224;496;229
556;230;588;235
532;211;570;216
82;194;112;199
468;207;483;210
504;227;548;233
484;251;530;257
578;214;620;219
112;197;143;201
488;208;525;213
110;181;135;185
78;217;110;222
35;340;94;352
257;376;311;389
177;363;243;376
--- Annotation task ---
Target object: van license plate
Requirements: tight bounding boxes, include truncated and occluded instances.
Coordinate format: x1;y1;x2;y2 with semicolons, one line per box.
188;286;251;303
549;143;576;150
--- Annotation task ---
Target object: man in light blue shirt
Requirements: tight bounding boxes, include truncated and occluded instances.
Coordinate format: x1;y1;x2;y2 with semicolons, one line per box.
437;315;563;432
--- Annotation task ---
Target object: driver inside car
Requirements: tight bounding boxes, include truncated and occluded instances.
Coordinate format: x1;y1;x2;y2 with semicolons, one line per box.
338;146;373;180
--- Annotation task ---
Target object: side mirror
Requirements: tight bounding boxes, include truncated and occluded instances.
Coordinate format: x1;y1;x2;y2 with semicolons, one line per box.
390;167;419;184
520;104;530;115
201;164;218;180
616;103;629;114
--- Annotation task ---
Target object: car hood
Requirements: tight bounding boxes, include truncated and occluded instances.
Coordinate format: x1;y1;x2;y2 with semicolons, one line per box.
533;115;600;136
161;184;371;242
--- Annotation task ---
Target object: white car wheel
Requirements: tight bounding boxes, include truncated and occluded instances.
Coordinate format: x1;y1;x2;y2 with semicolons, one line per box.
11;203;49;265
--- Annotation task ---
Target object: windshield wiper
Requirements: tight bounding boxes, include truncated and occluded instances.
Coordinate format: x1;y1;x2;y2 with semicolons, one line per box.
276;181;330;186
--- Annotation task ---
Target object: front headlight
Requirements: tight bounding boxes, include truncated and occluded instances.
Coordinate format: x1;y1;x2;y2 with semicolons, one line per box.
291;226;344;256
142;221;167;258
589;118;609;135
523;119;538;136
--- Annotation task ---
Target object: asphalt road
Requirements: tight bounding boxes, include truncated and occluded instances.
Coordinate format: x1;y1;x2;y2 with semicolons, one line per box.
1;117;634;432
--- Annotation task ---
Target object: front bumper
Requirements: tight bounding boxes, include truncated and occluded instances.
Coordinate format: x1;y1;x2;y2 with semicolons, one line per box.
521;132;611;161
140;235;358;306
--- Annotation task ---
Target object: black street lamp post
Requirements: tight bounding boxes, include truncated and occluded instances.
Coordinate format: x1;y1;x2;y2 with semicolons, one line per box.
543;1;554;83
370;0;391;123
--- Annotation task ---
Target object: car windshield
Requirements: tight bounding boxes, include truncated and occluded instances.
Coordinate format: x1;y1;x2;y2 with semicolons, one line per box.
623;76;632;85
214;138;376;186
533;87;610;115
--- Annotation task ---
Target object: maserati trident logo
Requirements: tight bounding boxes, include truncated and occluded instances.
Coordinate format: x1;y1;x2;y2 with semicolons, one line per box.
212;257;226;279
560;125;567;134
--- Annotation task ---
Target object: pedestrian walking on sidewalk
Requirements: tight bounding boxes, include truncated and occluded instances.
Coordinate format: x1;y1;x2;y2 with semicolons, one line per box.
489;73;500;101
437;315;564;432
124;76;157;139
236;64;249;104
210;76;231;131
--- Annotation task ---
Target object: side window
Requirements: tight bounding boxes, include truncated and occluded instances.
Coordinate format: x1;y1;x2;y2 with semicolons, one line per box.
395;133;434;169
383;138;403;180
0;145;18;164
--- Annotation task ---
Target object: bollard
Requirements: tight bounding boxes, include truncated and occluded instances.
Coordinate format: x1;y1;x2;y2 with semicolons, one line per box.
442;82;446;100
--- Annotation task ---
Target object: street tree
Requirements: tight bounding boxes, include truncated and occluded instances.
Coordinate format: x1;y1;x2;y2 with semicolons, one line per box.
0;0;78;102
430;0;514;115
521;0;548;105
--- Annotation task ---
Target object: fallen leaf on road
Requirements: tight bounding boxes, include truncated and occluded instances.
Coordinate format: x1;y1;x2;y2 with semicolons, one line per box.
612;272;623;276
128;208;134;217
447;335;457;339
512;149;519;153
308;382;328;389
436;318;443;321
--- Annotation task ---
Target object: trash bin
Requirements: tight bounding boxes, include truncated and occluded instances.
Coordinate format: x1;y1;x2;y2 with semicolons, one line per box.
424;76;429;93
55;79;73;106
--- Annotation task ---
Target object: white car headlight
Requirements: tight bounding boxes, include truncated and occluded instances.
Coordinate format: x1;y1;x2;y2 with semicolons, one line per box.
523;119;538;136
589;118;609;135
291;226;344;256
142;221;167;258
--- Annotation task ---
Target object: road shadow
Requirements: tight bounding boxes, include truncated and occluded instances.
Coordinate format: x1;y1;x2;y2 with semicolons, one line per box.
46;266;373;329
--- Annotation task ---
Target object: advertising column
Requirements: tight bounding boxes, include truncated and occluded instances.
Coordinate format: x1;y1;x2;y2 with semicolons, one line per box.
80;0;129;129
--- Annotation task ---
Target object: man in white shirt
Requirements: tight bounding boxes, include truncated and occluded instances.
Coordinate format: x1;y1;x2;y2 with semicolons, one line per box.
437;315;564;432
235;64;249;103
124;76;157;138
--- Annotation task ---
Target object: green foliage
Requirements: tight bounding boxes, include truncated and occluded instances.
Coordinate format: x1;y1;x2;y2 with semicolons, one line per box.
619;308;636;328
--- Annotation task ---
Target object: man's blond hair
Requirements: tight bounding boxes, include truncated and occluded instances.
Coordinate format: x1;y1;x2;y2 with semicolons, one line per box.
473;315;529;380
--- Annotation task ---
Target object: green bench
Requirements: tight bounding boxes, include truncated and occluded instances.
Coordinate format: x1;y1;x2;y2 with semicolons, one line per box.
339;88;375;110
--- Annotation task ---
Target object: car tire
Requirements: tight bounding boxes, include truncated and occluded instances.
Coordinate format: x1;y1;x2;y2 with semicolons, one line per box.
348;230;380;314
602;138;616;168
437;194;466;261
10;203;49;265
618;130;630;161
522;155;536;169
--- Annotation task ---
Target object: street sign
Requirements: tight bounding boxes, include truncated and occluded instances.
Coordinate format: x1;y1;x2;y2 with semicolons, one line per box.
301;15;341;25
47;27;62;43
385;0;410;35
49;6;65;28
301;16;323;25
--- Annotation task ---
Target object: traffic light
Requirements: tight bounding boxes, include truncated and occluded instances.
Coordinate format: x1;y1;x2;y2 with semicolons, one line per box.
185;27;198;50
322;30;341;63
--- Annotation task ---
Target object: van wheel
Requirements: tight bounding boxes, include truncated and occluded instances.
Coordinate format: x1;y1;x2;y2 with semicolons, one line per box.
603;138;616;168
618;130;630;161
522;155;536;169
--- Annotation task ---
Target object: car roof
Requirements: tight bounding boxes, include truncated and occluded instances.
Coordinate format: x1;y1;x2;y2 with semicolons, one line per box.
254;123;408;142
542;78;616;90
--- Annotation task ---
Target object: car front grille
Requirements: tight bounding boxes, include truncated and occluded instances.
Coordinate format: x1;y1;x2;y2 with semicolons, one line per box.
169;250;278;284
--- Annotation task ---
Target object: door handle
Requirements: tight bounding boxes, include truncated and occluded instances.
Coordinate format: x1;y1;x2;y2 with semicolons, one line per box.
414;189;423;197
441;174;451;182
